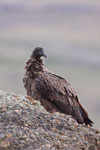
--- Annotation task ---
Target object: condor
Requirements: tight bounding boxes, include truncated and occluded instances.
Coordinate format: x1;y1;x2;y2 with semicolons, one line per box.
23;47;93;126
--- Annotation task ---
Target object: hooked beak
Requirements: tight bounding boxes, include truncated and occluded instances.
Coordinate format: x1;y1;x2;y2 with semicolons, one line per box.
42;51;47;58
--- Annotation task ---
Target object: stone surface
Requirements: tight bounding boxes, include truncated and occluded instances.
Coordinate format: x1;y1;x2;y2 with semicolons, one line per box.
0;89;100;150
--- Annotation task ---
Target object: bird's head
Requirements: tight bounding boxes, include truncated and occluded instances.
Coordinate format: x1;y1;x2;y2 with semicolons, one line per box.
31;47;47;59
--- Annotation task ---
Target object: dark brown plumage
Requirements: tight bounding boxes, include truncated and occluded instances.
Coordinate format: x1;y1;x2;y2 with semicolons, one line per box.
23;47;93;126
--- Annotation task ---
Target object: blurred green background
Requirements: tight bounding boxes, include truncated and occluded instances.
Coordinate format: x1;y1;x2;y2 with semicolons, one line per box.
0;0;100;129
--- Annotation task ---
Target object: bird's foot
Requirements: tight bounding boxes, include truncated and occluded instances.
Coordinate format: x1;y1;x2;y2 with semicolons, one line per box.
25;96;37;105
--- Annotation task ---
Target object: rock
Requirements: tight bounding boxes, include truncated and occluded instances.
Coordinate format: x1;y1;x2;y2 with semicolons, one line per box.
0;89;100;150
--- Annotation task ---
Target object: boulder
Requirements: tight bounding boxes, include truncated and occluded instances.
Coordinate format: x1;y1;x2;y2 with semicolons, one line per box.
0;90;100;150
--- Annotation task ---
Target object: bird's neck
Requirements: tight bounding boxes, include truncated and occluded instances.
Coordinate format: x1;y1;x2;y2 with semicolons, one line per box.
25;58;44;78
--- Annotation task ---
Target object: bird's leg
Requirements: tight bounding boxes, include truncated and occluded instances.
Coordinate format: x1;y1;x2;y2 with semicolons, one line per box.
25;95;30;103
25;95;37;105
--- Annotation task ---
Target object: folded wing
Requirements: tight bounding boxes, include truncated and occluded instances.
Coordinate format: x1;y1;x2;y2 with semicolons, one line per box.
35;71;93;126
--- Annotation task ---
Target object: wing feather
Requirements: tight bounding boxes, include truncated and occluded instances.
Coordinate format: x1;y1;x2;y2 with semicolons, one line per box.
35;71;93;125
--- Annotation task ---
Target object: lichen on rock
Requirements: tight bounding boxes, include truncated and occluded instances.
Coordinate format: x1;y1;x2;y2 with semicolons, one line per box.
0;90;100;150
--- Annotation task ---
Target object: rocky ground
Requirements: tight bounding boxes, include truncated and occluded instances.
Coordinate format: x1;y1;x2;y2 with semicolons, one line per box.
0;90;100;150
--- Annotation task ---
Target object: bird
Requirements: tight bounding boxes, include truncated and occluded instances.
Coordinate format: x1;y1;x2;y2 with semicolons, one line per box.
23;47;93;126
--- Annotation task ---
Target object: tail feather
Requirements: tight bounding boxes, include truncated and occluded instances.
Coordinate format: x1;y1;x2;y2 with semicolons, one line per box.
79;104;93;126
72;104;93;126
